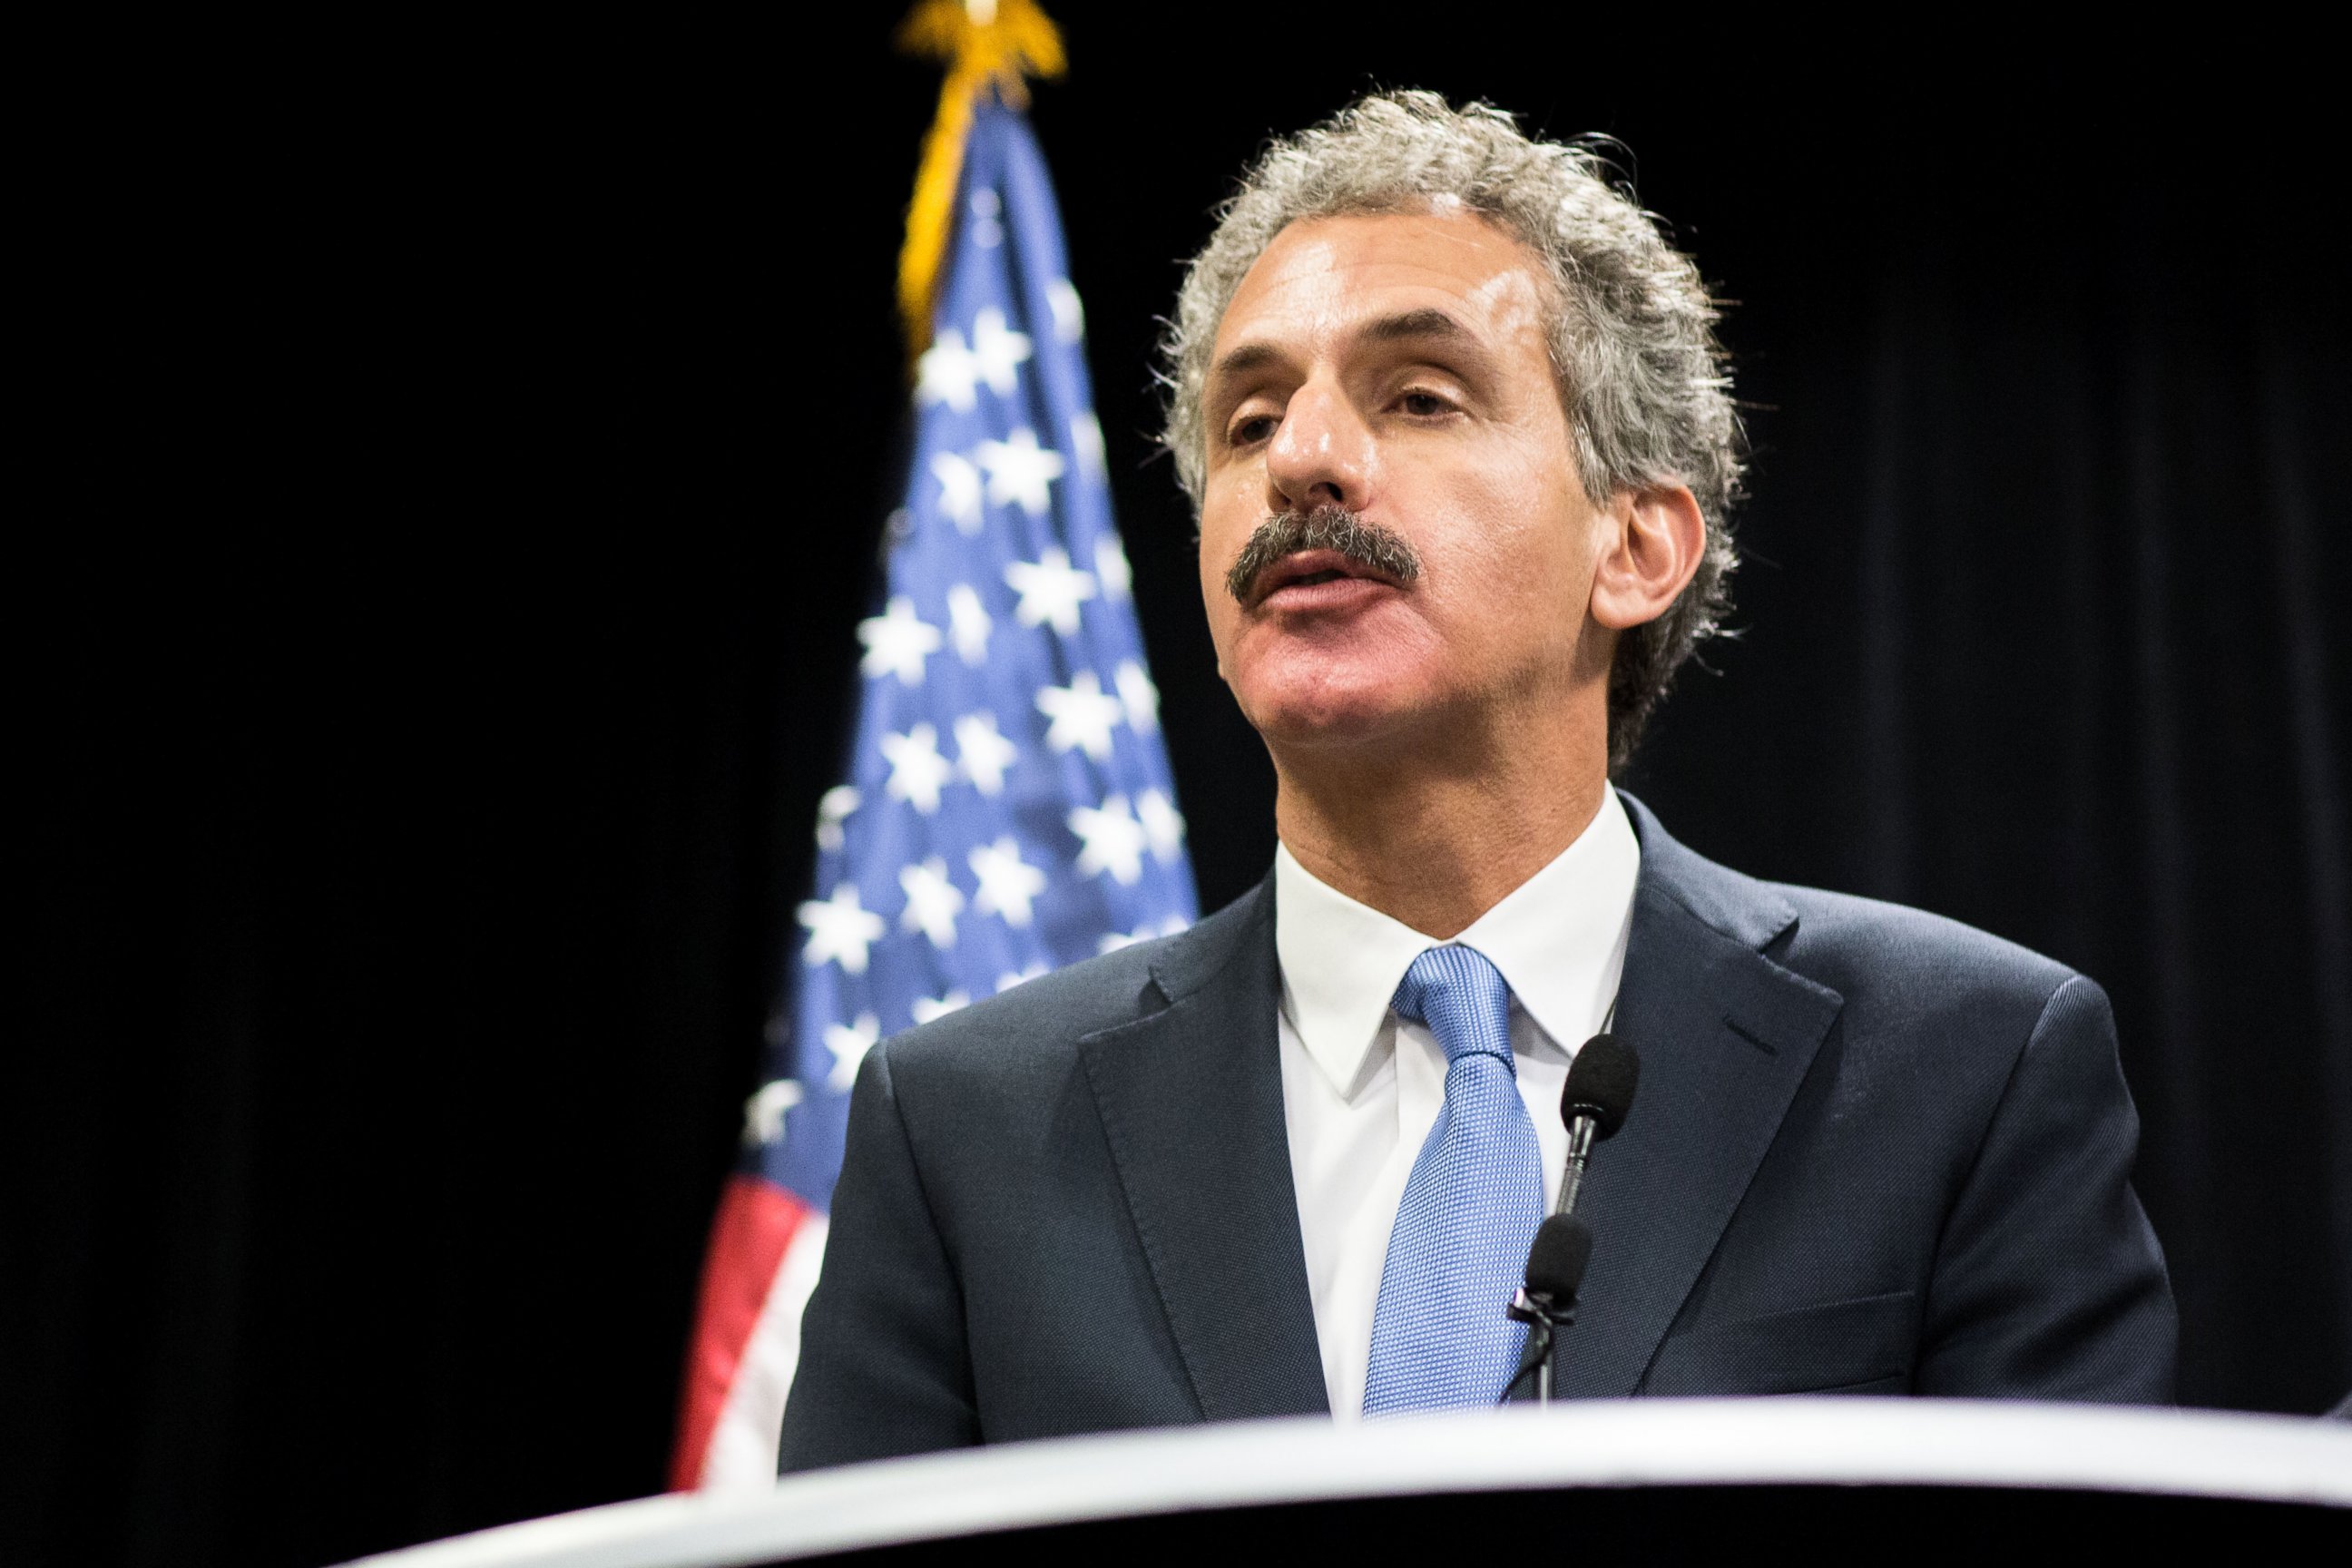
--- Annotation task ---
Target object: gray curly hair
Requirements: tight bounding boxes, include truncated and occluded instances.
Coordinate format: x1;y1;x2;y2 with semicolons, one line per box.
1160;90;1742;774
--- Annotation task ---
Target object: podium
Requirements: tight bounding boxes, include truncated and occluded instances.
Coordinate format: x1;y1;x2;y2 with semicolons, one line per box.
349;1401;2352;1564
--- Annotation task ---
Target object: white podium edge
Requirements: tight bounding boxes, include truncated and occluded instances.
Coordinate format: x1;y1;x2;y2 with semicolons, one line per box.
346;1400;2352;1568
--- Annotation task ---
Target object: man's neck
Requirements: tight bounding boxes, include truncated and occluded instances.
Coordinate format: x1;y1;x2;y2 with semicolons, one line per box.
1269;721;1608;939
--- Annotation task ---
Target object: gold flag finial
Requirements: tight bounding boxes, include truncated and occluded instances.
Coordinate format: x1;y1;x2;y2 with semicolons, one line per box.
895;0;1065;363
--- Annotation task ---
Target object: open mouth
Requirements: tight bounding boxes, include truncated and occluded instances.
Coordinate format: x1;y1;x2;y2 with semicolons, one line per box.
1250;549;1403;608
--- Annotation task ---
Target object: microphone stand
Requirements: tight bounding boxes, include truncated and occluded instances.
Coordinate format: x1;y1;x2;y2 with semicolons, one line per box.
1554;1115;1599;1224
1503;1287;1579;1403
1553;998;1618;1223
1502;1015;1623;1405
1507;1114;1598;1402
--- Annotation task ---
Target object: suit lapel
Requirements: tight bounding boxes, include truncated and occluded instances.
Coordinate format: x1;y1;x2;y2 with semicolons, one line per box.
1552;798;1846;1397
1077;877;1330;1422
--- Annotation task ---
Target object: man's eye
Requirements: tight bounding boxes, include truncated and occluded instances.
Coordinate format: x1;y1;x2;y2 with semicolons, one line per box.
1229;414;1277;446
1399;390;1451;416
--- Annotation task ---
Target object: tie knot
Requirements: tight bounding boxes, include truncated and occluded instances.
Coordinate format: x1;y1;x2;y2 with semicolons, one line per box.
1391;945;1514;1066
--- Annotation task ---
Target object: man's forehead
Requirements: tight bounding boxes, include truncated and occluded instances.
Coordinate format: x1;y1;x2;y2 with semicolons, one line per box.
1210;208;1551;366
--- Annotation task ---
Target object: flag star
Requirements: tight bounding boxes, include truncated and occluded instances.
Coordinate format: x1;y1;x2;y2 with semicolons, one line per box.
741;1078;804;1147
1069;411;1107;482
897;855;965;948
879;722;954;814
814;784;860;851
1138;788;1187;862
1047;279;1085;344
1097;926;1154;955
978;427;1066;518
1070;793;1149;886
967;187;1004;250
1093;531;1131;600
1114;660;1160;734
946;583;993;665
916;328;980;412
910;990;971;1025
1037;670;1124;760
969;836;1049;928
996;961;1048;993
931;449;984;534
799;884;886;975
824;1013;881;1093
1005;545;1097;635
954;710;1020;796
858;595;943;686
1161;914;1192;936
969;306;1033;395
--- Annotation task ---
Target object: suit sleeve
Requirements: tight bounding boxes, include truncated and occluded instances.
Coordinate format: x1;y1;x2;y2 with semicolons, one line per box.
1915;975;2177;1402
778;1041;980;1472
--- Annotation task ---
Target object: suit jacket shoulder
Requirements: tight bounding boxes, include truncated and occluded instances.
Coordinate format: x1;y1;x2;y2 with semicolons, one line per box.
1774;880;2078;1023
1623;795;2095;1134
1628;790;2077;1005
781;876;1319;1471
872;872;1269;1124
879;865;1269;1072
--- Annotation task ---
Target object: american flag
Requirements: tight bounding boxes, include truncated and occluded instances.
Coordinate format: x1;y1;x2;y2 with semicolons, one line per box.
671;93;1198;1490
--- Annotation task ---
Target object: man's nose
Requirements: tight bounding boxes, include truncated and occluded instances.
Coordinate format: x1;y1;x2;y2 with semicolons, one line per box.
1264;381;1374;514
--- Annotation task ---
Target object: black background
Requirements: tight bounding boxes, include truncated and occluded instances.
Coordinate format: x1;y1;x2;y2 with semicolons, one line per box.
15;14;2348;1567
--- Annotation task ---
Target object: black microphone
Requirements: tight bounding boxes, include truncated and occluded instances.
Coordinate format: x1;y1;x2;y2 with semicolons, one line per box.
1525;1212;1594;1305
1504;1214;1593;1404
1553;1033;1639;1220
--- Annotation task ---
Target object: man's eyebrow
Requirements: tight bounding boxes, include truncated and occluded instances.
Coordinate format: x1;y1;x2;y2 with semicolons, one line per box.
1358;307;1478;348
1207;340;1289;386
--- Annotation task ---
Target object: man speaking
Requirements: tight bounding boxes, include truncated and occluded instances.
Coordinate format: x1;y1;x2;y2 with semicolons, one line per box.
779;91;2174;1468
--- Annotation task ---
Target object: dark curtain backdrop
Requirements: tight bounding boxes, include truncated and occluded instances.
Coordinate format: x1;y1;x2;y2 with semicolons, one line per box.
15;17;2346;1568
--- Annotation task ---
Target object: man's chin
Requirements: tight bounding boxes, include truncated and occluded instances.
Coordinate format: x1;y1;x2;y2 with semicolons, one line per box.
1235;681;1442;756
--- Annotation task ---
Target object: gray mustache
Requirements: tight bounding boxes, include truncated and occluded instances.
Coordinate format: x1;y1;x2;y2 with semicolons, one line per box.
1224;507;1424;603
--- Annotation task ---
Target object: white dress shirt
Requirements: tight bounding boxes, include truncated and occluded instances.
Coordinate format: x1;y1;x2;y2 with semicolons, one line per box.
1274;785;1641;1418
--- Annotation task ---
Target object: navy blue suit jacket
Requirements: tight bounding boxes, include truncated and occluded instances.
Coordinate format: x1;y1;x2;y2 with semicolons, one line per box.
779;798;2175;1470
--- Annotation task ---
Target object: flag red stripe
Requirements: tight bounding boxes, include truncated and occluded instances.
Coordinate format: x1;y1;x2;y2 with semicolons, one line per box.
670;1176;812;1490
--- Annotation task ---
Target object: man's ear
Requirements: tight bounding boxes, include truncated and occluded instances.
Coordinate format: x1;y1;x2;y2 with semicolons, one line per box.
1590;484;1705;631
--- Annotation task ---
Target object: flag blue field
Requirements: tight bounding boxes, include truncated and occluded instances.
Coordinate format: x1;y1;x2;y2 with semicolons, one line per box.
675;93;1199;1489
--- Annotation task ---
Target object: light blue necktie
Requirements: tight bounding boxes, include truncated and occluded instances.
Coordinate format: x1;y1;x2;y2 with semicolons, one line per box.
1362;945;1544;1414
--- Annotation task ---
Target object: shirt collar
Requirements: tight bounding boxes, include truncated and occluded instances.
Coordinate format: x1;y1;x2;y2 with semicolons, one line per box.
1274;785;1642;1095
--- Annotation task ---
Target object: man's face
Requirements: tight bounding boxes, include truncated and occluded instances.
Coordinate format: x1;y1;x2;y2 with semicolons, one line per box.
1198;207;1607;756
